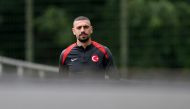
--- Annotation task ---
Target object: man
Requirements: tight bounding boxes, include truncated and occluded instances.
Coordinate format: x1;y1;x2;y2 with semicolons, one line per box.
59;16;119;79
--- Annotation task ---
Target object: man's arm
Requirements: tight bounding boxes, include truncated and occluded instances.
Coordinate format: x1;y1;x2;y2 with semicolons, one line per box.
104;47;120;79
59;50;69;77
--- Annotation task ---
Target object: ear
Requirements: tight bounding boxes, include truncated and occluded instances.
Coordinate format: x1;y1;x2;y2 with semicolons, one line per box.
72;28;75;35
91;26;93;34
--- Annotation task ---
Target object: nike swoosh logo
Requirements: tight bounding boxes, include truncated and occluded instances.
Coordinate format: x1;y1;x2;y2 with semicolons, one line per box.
71;58;78;62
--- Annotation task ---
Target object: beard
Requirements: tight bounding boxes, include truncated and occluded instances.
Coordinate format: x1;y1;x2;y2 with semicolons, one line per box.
78;36;90;43
77;32;91;43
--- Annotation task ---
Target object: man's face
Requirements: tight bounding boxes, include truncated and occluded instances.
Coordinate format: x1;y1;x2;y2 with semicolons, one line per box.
72;20;93;42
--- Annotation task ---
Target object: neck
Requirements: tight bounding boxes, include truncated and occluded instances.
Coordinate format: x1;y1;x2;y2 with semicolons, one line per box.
77;38;92;49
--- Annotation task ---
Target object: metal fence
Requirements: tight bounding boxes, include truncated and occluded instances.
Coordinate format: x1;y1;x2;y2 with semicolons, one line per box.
0;56;58;78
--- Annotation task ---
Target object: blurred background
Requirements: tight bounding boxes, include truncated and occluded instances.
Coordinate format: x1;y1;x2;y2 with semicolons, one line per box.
1;0;190;80
1;1;190;109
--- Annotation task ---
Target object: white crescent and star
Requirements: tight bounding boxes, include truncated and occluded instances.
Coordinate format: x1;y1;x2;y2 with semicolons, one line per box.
91;55;99;62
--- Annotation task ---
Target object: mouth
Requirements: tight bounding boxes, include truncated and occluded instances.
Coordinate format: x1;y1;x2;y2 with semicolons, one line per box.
79;33;88;36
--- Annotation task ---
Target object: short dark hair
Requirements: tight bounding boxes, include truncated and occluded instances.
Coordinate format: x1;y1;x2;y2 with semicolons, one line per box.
74;16;90;22
73;16;92;26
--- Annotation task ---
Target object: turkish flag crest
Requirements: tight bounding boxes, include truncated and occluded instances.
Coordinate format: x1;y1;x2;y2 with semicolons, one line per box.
91;55;99;62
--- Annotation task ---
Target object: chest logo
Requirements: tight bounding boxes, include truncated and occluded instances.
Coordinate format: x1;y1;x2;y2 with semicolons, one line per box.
91;55;99;62
71;58;78;62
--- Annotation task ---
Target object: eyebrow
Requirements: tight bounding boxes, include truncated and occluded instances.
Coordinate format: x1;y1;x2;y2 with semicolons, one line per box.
76;25;90;29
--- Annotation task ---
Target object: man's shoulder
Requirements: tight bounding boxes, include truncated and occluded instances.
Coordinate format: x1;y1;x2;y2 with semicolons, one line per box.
66;43;77;50
61;43;77;54
91;41;109;49
60;43;77;64
92;41;111;59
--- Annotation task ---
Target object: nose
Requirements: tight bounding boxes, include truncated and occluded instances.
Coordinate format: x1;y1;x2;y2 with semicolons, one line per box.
81;27;85;32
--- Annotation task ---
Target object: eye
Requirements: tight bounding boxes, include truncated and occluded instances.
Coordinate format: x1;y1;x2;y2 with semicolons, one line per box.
84;25;89;29
77;26;82;29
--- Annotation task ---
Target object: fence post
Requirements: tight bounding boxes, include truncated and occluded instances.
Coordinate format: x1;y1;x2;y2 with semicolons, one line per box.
38;70;45;78
17;66;24;77
0;63;2;76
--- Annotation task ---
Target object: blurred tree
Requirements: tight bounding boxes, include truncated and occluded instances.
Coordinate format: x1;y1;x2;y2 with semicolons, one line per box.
128;0;190;68
0;15;2;24
101;0;120;66
35;7;73;46
120;0;128;75
35;7;73;64
25;0;34;62
0;0;25;59
175;2;190;67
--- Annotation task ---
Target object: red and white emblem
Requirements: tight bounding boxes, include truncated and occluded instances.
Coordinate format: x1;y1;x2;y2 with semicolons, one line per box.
91;55;99;62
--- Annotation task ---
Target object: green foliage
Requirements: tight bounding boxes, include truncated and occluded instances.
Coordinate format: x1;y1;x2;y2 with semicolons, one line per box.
0;0;25;59
128;0;190;68
174;2;190;67
34;7;75;64
1;0;190;68
100;0;120;65
0;16;2;24
0;0;20;11
35;7;73;46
